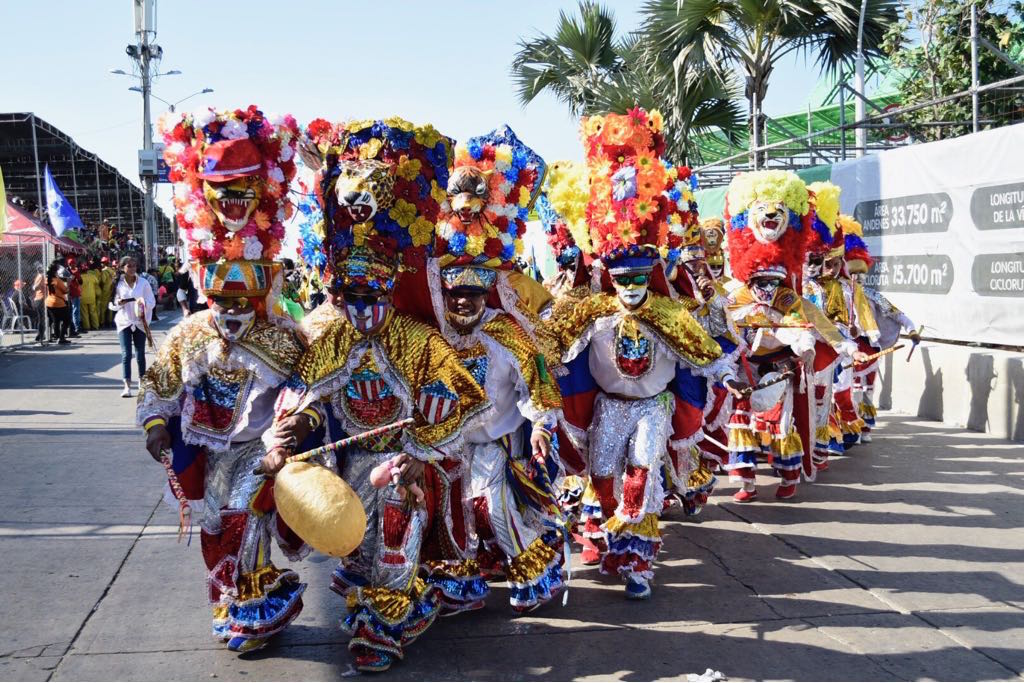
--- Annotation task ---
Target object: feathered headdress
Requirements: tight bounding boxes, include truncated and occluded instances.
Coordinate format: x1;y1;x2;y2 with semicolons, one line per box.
806;181;841;255
160;105;299;297
581;107;695;272
839;214;873;273
723;170;810;284
433;125;545;276
302;116;453;291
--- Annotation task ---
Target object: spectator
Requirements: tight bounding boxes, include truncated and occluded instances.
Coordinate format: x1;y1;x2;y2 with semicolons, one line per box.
32;264;48;344
99;256;115;328
175;268;206;316
67;257;83;337
144;267;161;322
45;262;71;345
110;255;154;397
80;260;100;331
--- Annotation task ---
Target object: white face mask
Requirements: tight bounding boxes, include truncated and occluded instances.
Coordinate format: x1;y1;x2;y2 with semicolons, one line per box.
212;309;256;342
750;278;782;305
614;283;648;308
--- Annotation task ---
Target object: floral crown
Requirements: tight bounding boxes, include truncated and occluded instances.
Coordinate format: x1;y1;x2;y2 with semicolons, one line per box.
303;117;453;288
159;105;299;265
580;108;695;268
806;181;841;255
434;125;545;269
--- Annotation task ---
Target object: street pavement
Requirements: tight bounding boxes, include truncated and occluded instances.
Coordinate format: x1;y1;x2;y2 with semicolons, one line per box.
1;315;1022;681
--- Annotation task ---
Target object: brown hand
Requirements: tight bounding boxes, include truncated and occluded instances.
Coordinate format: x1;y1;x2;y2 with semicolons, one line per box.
146;424;171;462
258;448;290;477
853;351;871;364
724;378;749;399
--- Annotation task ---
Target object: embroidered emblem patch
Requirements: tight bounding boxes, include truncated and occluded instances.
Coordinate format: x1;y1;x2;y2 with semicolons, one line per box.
416;380;458;424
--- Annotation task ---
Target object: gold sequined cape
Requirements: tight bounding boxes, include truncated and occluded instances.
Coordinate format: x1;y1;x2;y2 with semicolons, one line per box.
481;313;562;415
728;285;846;355
289;312;489;449
300;301;343;344
544;292;723;368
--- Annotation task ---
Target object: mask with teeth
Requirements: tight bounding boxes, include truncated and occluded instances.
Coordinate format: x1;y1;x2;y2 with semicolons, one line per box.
748;200;791;244
212;309;256;341
750;276;783;305
203;177;263;232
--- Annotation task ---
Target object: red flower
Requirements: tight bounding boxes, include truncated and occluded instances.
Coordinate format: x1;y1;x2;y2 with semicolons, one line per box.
484;238;503;258
394;179;420;203
307;118;332;142
494;215;509;231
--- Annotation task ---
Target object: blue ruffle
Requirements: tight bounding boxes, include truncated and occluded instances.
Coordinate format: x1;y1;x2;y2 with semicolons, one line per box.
509;561;564;607
605;532;658;562
225;580;305;637
828;437;845;455
843;432;860;447
343;589;439;647
727;449;760;468
772;452;803;470
424;573;490;603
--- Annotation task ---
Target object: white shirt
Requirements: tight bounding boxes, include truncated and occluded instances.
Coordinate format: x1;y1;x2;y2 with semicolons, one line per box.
588;316;679;398
109;275;155;333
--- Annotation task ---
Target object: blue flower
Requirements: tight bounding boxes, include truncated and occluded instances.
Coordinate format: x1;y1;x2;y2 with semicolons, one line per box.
467;139;484;160
668;187;682;202
501;243;515;260
450;232;467;255
611;166;637;201
512;147;529;170
788;210;802;230
730;212;748;231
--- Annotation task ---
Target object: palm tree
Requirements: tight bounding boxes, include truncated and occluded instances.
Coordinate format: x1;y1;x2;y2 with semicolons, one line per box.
640;0;900;165
511;1;745;164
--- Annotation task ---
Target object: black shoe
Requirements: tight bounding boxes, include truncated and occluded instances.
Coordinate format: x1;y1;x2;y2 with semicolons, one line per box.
57;339;71;345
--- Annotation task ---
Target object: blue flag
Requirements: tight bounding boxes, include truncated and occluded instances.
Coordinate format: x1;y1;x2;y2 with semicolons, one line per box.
44;164;84;236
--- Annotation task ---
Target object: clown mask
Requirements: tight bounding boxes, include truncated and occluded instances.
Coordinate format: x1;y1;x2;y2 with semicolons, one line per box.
203;177;262;232
612;271;650;310
748;201;791;244
210;296;257;342
804;252;825;280
342;286;391;335
447;166;491;225
749;276;783;305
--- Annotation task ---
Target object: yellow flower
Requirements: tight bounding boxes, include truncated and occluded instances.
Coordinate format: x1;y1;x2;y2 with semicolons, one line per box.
389;199;417;228
494;146;513;165
518;185;531;208
414;125;443;149
582;115;605;139
409;216;434;247
352;221;372;246
359;138;384;160
466;234;486;256
430;181;447;205
396;156;422;181
648;109;664;133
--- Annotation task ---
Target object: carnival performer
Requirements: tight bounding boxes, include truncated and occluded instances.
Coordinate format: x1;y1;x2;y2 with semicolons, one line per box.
664;208;743;514
537;160;593;304
701;217;738;292
722;171;858;502
268;117;489;673
822;208;881;449
546;109;740;599
427;126;566;613
138;106;309;654
840;215;920;442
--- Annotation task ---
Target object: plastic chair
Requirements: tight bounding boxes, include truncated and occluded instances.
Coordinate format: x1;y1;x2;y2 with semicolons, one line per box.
2;297;33;333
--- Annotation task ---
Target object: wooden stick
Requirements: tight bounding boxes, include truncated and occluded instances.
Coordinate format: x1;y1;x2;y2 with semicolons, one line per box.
737;322;814;329
906;325;925;361
742;371;794;396
286;417;415;464
843;344;905;370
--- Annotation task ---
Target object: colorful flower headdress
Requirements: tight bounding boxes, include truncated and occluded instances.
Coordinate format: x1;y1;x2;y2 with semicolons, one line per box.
581;108;694;271
160;106;299;267
302;116;453;290
839;214;872;273
806;181;841;255
537;160;590;268
723;169;810;284
433;125;545;272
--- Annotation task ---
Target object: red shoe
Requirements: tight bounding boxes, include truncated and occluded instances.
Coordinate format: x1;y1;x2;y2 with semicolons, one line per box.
580;537;604;565
815;460;829;472
775;483;797;499
732;488;758;503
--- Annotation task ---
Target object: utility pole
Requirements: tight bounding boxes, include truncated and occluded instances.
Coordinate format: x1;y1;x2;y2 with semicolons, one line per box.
129;0;159;268
854;0;869;157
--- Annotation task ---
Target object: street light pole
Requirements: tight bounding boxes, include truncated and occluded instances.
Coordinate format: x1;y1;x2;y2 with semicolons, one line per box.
140;26;156;269
854;0;869;158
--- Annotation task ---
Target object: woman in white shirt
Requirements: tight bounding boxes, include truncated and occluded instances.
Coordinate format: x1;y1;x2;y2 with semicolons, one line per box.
109;256;155;397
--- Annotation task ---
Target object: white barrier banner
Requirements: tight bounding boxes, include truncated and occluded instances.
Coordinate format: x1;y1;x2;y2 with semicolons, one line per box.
831;124;1024;346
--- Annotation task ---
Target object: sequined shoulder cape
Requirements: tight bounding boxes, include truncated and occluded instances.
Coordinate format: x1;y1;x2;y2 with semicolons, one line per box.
481;312;562;418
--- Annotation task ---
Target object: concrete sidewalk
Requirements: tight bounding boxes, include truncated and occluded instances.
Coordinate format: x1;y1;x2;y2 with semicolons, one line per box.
0;318;1022;681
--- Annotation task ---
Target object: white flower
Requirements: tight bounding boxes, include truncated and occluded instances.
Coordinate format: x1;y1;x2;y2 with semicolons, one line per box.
156;112;180;136
494;159;510;173
166;142;186;159
267;112;287;127
499;232;514;246
498;179;513;196
279;144;295;162
200;239;217;253
192;108;217;129
438;220;456;240
173;184;191;201
267;166;285;183
191;228;213;242
220;118;248;140
243;235;263;260
183;205;199;224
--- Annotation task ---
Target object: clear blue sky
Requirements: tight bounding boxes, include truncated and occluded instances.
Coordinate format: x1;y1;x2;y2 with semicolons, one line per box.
2;1;823;215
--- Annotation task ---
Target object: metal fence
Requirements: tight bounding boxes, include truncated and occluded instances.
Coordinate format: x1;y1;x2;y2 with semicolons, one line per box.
0;236;50;349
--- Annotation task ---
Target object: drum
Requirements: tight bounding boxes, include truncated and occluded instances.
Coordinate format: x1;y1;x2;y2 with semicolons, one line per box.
273;461;367;558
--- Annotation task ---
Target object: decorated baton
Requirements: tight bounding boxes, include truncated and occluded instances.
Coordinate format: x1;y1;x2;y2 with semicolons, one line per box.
737;321;814;329
843;344;905;370
159;451;192;544
253;417;416;476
